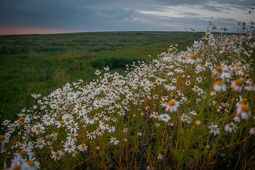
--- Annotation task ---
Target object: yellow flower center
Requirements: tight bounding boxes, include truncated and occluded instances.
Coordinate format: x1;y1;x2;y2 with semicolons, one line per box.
60;121;65;125
55;152;60;157
168;100;176;106
0;135;5;142
215;66;222;72
19;117;25;122
67;144;72;149
81;144;85;148
235;79;243;86
235;67;240;71
215;81;223;86
27;160;35;167
228;123;233;128
38;142;42;145
190;54;198;59
69;94;73;97
20;150;28;156
212;126;217;130
223;70;229;73
181;56;186;59
241;105;250;112
71;124;75;128
65;118;70;122
240;98;247;104
36;126;40;131
13;165;21;170
71;134;75;138
46;119;51;122
242;69;247;73
77;106;82;110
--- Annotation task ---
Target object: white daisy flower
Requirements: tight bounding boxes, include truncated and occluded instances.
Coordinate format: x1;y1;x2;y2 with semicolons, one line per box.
249;127;255;136
213;81;227;92
110;137;119;145
64;141;76;153
224;122;237;133
208;123;220;136
23;156;40;170
51;150;64;161
31;124;45;135
236;104;252;120
231;79;243;92
165;100;180;113
77;144;88;152
158;154;163;160
159;113;171;122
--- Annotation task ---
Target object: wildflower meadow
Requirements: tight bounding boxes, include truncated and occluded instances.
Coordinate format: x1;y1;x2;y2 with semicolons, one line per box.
1;23;255;169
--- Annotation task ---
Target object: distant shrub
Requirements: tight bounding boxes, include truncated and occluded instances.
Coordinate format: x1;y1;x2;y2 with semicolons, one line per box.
0;46;29;55
90;57;144;69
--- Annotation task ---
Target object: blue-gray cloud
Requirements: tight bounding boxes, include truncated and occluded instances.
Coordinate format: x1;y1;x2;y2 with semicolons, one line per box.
0;0;253;33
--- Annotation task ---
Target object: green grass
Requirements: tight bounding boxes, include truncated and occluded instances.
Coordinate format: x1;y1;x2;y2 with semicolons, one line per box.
0;31;202;122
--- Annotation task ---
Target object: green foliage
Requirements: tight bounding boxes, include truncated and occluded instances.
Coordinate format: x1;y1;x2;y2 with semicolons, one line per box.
90;57;144;69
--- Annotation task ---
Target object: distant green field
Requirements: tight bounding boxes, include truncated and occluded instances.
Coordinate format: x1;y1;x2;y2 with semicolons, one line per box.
0;32;202;122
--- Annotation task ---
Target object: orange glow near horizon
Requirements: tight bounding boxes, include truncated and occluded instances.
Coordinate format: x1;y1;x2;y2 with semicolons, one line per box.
0;27;76;35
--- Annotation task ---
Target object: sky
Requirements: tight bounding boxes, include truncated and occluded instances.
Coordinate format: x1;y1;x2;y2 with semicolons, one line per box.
0;0;254;35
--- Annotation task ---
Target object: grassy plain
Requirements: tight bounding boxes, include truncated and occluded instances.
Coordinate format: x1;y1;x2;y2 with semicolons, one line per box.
0;31;202;122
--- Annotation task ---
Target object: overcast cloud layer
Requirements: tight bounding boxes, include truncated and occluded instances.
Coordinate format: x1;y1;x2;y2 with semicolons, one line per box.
0;0;254;34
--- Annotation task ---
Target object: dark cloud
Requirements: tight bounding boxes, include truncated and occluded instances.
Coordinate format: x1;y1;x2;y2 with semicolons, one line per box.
213;0;252;8
0;0;137;31
203;4;221;12
156;0;207;5
0;0;252;33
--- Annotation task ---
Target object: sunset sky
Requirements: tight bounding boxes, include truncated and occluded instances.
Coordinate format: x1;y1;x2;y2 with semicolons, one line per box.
0;0;254;35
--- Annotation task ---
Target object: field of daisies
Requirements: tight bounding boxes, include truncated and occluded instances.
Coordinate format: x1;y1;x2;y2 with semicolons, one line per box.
1;25;255;169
